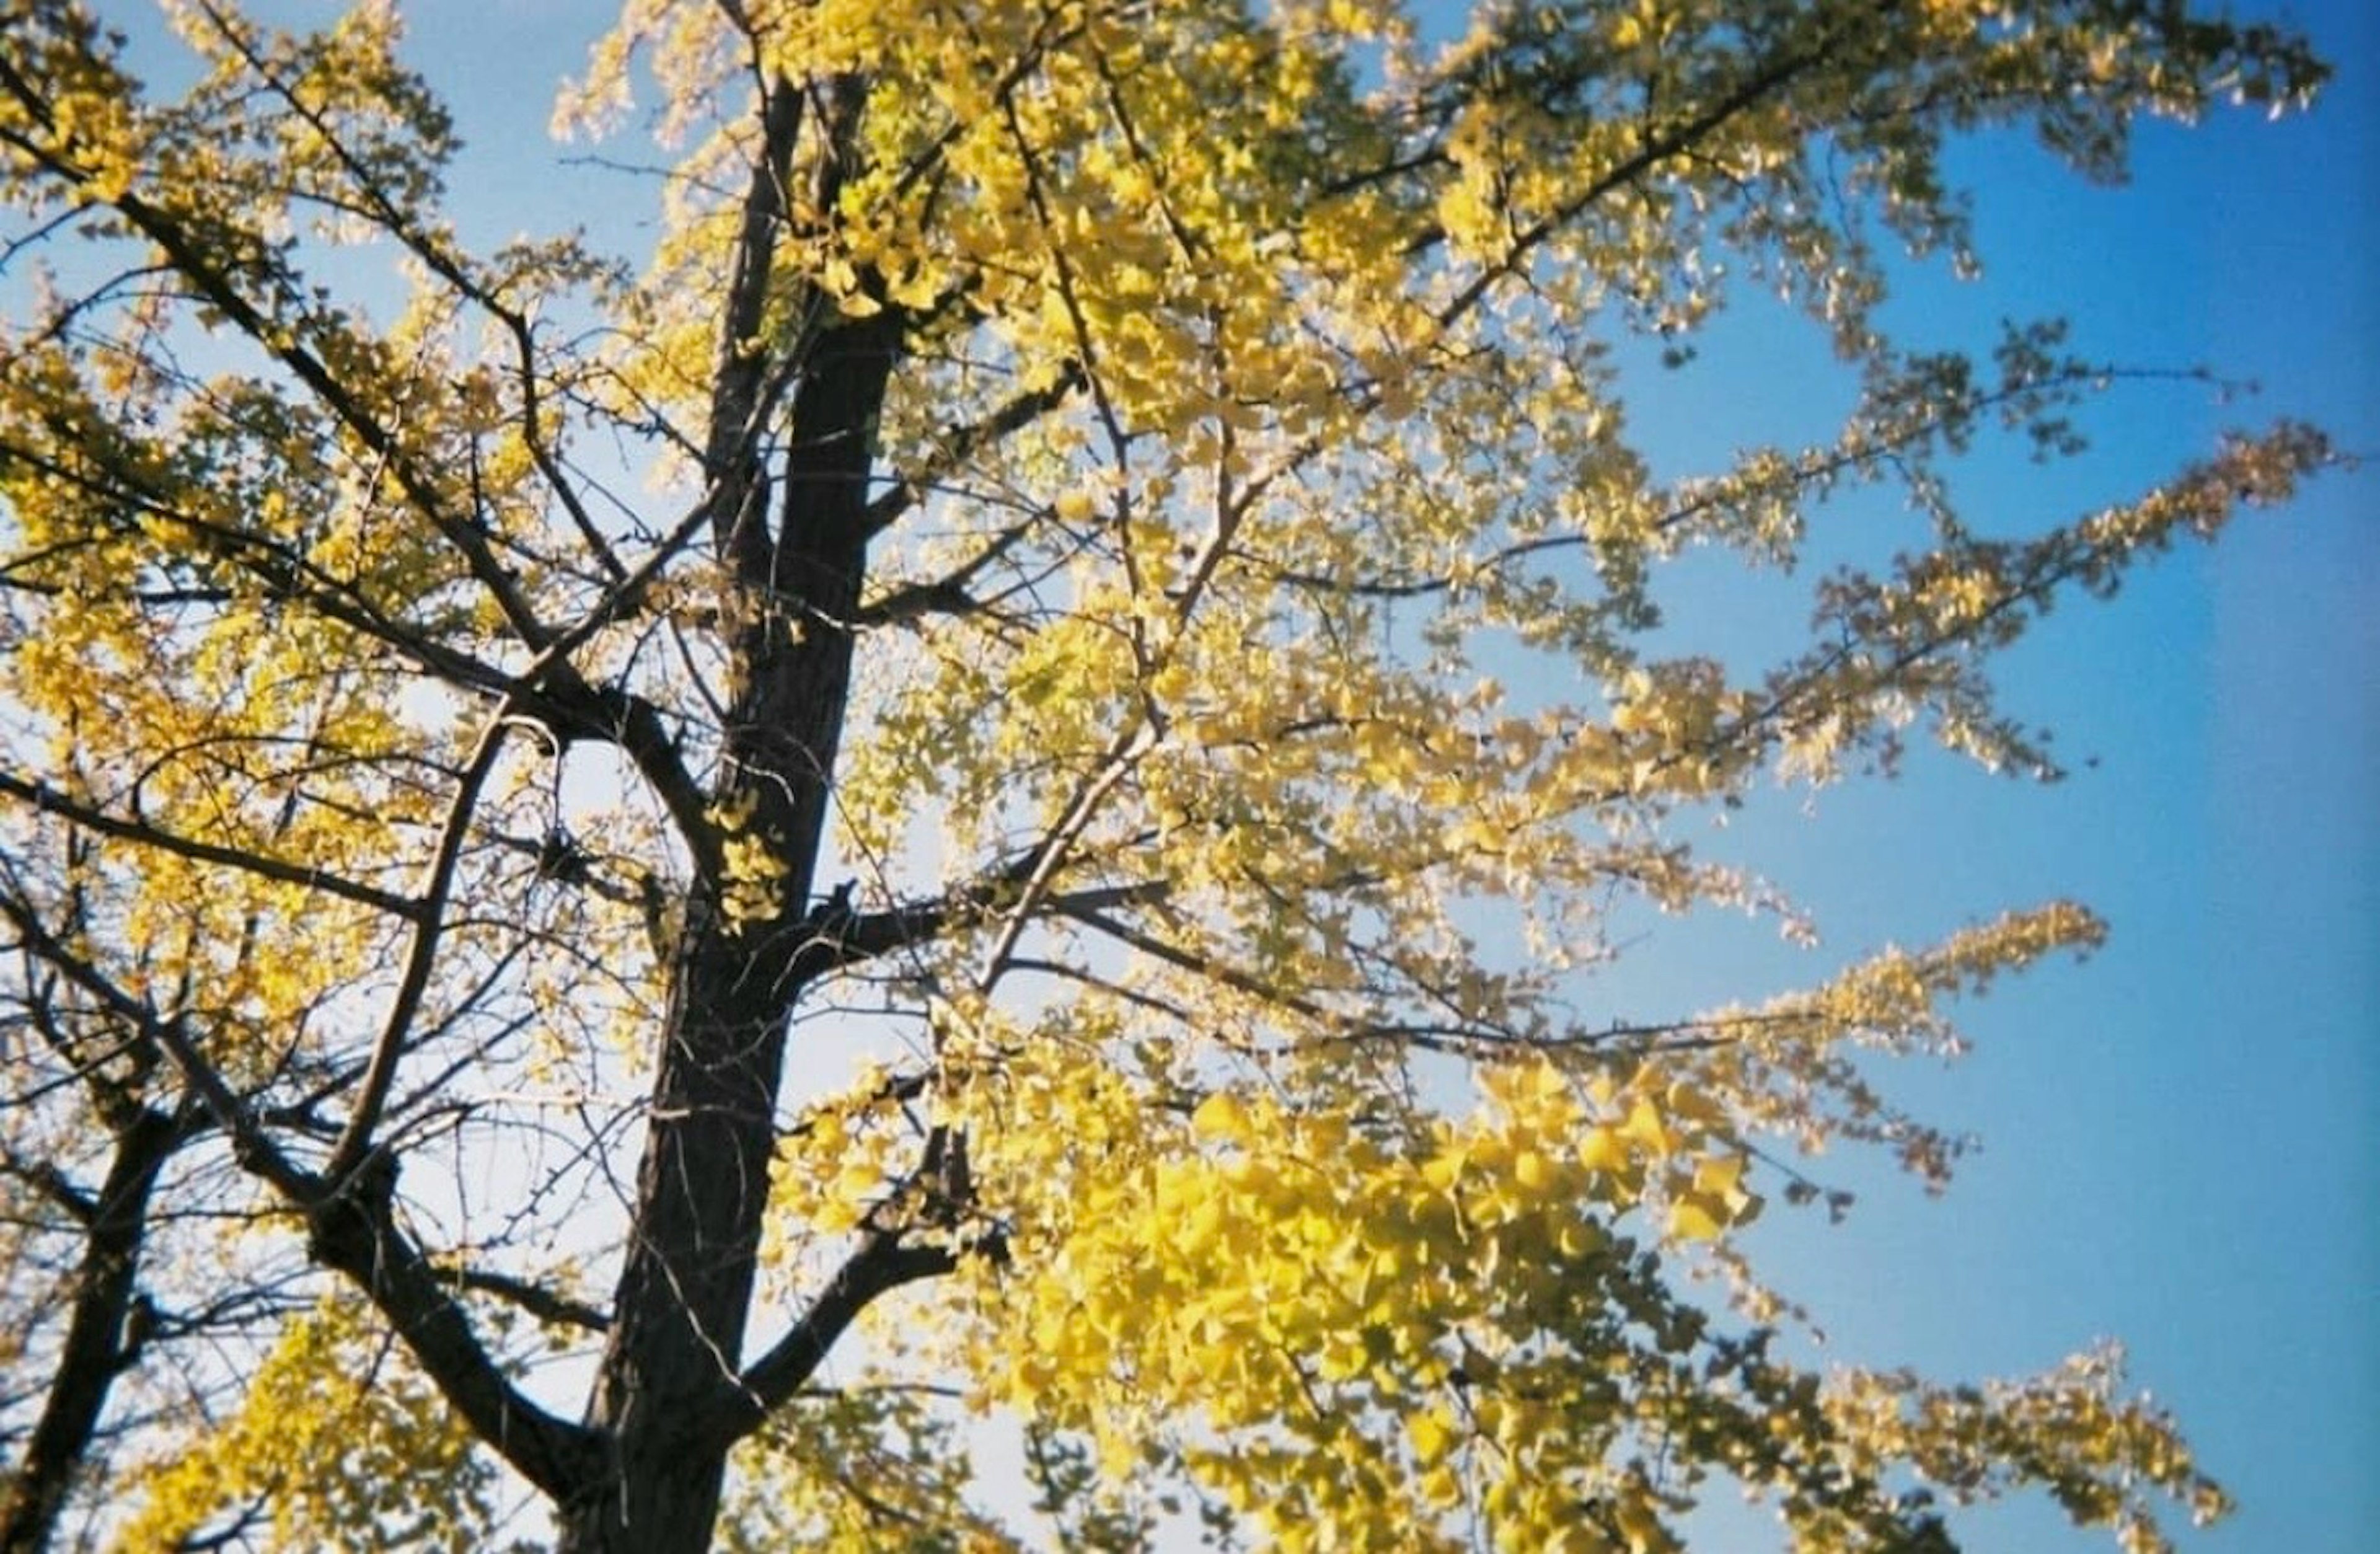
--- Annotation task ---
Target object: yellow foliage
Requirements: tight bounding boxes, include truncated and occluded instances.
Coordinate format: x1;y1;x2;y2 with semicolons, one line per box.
0;0;2327;1548
110;1301;498;1553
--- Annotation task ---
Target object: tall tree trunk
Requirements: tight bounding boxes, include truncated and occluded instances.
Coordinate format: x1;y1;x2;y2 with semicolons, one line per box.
557;309;901;1553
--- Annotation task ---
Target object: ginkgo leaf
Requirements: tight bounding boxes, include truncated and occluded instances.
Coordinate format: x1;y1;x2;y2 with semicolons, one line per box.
1668;1196;1729;1243
1192;1092;1255;1146
0;2;2324;1552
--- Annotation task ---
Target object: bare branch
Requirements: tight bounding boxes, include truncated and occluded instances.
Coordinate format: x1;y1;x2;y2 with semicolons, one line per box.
0;1105;188;1554
721;1232;956;1446
450;1267;610;1335
0;896;601;1506
0;770;420;921
325;709;518;1180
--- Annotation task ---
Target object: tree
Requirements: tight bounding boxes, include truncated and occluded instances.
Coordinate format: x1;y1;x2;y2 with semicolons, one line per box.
0;0;2338;1550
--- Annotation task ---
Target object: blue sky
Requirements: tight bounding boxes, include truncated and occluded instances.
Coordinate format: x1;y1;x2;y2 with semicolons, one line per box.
1612;3;2378;1548
75;1;2378;1547
1946;16;2372;1550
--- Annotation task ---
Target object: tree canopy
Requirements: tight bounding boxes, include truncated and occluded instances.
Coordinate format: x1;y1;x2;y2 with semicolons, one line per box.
0;1;2337;1551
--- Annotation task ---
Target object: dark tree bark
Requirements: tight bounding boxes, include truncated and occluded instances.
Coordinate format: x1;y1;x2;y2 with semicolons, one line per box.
553;67;914;1541
0;1106;183;1554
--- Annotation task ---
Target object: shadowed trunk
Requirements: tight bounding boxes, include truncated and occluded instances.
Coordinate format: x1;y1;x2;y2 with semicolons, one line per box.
1;1106;182;1554
557;304;902;1552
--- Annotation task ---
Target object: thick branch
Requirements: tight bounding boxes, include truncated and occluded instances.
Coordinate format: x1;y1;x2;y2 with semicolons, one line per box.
703;72;808;579
452;1267;610;1335
782;874;1171;988
0;1106;186;1554
299;1162;602;1503
0;898;601;1506
719;1232;956;1447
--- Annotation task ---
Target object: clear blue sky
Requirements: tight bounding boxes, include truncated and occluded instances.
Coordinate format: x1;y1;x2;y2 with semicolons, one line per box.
1602;3;2378;1549
1927;11;2373;1548
107;2;2380;1547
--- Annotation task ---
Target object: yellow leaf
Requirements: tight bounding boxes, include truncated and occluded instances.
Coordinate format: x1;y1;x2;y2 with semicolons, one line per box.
1620;1098;1674;1155
1667;1193;1726;1242
1691;1153;1745;1197
1192;1091;1253;1146
1406;1406;1457;1465
1577;1126;1628;1173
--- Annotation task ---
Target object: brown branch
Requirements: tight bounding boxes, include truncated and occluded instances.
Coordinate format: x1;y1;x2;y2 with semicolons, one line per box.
0;770;420;920
0;897;602;1506
228;18;633;588
0;1105;188;1554
0;1148;99;1224
0;427;537;702
449;1266;610;1334
297;1157;602;1503
860;367;1087;538
325;709;516;1180
783;873;1171;988
1212;25;1848;547
720;1231;957;1447
0;29;565;656
1;413;716;885
702;69;809;581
